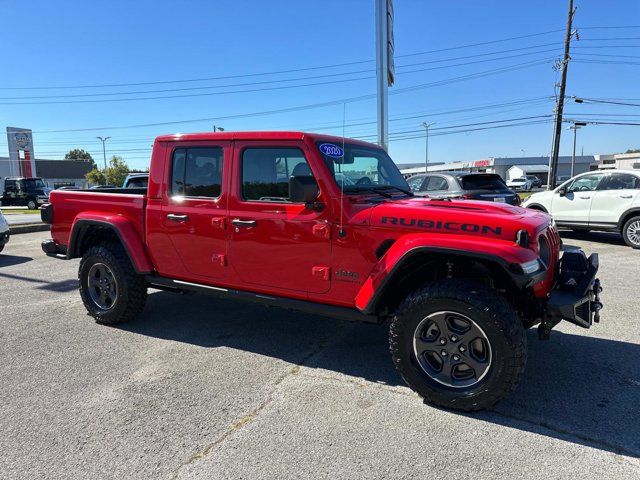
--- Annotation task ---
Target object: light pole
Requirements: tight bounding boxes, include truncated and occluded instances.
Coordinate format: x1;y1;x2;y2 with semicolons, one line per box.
521;149;526;157
213;126;225;132
96;136;111;169
567;122;587;177
421;122;435;173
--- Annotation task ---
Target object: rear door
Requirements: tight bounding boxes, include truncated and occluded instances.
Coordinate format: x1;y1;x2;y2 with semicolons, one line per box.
159;143;231;280
227;141;332;294
588;172;640;226
550;172;605;224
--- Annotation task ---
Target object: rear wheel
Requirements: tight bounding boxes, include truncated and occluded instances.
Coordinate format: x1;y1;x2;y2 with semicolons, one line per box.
389;279;526;411
26;198;37;210
622;216;640;249
79;242;147;324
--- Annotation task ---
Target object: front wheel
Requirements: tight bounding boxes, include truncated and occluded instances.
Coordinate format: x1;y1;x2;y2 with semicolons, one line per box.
26;198;37;210
622;216;640;249
389;279;527;412
79;242;147;324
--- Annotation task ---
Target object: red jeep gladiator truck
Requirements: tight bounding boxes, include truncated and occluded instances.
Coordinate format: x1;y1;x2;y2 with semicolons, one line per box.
41;131;602;411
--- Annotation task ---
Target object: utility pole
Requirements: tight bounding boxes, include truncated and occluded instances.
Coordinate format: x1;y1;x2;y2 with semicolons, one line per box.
548;0;576;190
568;121;587;177
376;0;394;151
422;122;435;173
96;136;111;170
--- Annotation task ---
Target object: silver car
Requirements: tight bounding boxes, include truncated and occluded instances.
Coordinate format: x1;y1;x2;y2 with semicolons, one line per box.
407;172;519;205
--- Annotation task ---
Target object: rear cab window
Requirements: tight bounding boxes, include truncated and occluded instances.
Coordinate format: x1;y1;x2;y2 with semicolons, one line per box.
171;147;224;198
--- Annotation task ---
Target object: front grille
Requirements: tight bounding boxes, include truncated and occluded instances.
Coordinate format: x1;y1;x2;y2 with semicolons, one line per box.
575;299;591;324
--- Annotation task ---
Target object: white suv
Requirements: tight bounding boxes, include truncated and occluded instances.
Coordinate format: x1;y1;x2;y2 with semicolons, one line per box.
523;170;640;248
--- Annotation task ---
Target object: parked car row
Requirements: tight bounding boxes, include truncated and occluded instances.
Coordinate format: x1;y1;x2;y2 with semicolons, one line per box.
407;170;640;249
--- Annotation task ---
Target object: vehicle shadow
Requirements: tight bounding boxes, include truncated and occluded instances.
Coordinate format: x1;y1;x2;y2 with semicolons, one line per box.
0;270;78;292
120;290;640;457
559;229;626;247
0;255;32;268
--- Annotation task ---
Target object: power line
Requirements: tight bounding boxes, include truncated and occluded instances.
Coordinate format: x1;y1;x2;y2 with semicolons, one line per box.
19;60;553;132
0;49;560;101
0;29;564;90
0;56;555;105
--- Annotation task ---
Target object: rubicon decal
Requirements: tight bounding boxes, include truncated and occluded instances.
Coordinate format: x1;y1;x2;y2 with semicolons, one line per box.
381;216;502;235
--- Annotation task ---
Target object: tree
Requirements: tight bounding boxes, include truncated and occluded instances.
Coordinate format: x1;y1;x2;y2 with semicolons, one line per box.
65;149;96;169
104;156;130;186
85;168;106;186
625;148;640;154
84;156;130;186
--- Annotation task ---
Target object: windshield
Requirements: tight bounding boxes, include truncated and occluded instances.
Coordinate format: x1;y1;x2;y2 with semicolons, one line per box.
317;142;409;193
24;179;46;190
460;175;508;190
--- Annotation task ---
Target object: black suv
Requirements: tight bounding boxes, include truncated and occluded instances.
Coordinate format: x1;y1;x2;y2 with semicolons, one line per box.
407;172;520;205
1;177;52;210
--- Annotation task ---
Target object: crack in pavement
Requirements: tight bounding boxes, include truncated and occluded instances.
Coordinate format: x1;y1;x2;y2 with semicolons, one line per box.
168;334;336;480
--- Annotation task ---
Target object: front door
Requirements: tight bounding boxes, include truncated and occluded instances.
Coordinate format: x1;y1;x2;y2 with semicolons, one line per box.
227;142;332;294
551;173;605;224
160;143;230;280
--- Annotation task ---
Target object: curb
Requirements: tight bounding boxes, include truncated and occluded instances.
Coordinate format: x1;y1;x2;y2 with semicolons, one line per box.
9;223;50;235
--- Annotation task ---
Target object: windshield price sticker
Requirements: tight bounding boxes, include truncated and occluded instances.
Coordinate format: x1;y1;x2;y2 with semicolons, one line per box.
319;143;344;158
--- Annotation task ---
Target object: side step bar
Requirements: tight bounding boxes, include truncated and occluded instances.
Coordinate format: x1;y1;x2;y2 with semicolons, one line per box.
145;275;382;324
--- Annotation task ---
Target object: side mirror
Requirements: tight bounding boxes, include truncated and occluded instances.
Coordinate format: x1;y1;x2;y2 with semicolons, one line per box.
557;186;566;197
289;175;320;206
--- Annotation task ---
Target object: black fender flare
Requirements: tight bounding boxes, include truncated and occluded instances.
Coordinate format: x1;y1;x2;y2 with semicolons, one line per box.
360;246;546;315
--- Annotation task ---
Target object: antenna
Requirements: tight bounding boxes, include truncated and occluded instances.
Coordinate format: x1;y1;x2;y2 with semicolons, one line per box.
338;102;347;238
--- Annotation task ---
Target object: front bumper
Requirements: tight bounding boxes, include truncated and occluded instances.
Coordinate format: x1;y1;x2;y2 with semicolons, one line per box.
539;251;602;339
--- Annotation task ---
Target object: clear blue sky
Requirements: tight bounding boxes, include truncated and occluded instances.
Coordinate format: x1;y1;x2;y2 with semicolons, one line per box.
1;0;639;169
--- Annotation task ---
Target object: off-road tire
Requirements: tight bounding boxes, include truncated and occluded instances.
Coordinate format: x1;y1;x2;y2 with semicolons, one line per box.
389;279;527;412
622;215;640;249
79;242;147;324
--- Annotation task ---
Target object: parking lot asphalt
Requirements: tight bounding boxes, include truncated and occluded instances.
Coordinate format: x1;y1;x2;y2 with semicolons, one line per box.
0;231;639;479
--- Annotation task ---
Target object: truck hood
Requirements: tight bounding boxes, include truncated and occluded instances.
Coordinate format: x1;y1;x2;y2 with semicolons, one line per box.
368;197;551;242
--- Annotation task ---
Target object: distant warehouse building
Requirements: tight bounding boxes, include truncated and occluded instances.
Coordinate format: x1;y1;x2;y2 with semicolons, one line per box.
399;155;596;184
0;157;93;188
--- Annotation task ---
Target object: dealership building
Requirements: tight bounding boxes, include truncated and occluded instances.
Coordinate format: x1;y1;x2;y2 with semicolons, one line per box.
399;155;597;183
0;157;93;188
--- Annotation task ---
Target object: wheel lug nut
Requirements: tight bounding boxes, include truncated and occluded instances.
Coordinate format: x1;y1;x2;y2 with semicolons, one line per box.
459;345;466;352
453;354;460;361
451;335;458;342
439;338;446;345
441;350;447;356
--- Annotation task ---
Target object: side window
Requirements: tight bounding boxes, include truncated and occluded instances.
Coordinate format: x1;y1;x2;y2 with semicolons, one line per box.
600;173;640;190
5;180;15;192
242;147;312;202
171;147;223;198
407;176;424;191
567;174;605;193
425;176;449;191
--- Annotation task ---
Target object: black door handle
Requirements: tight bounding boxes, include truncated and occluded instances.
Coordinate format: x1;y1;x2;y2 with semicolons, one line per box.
232;219;257;228
167;214;189;222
